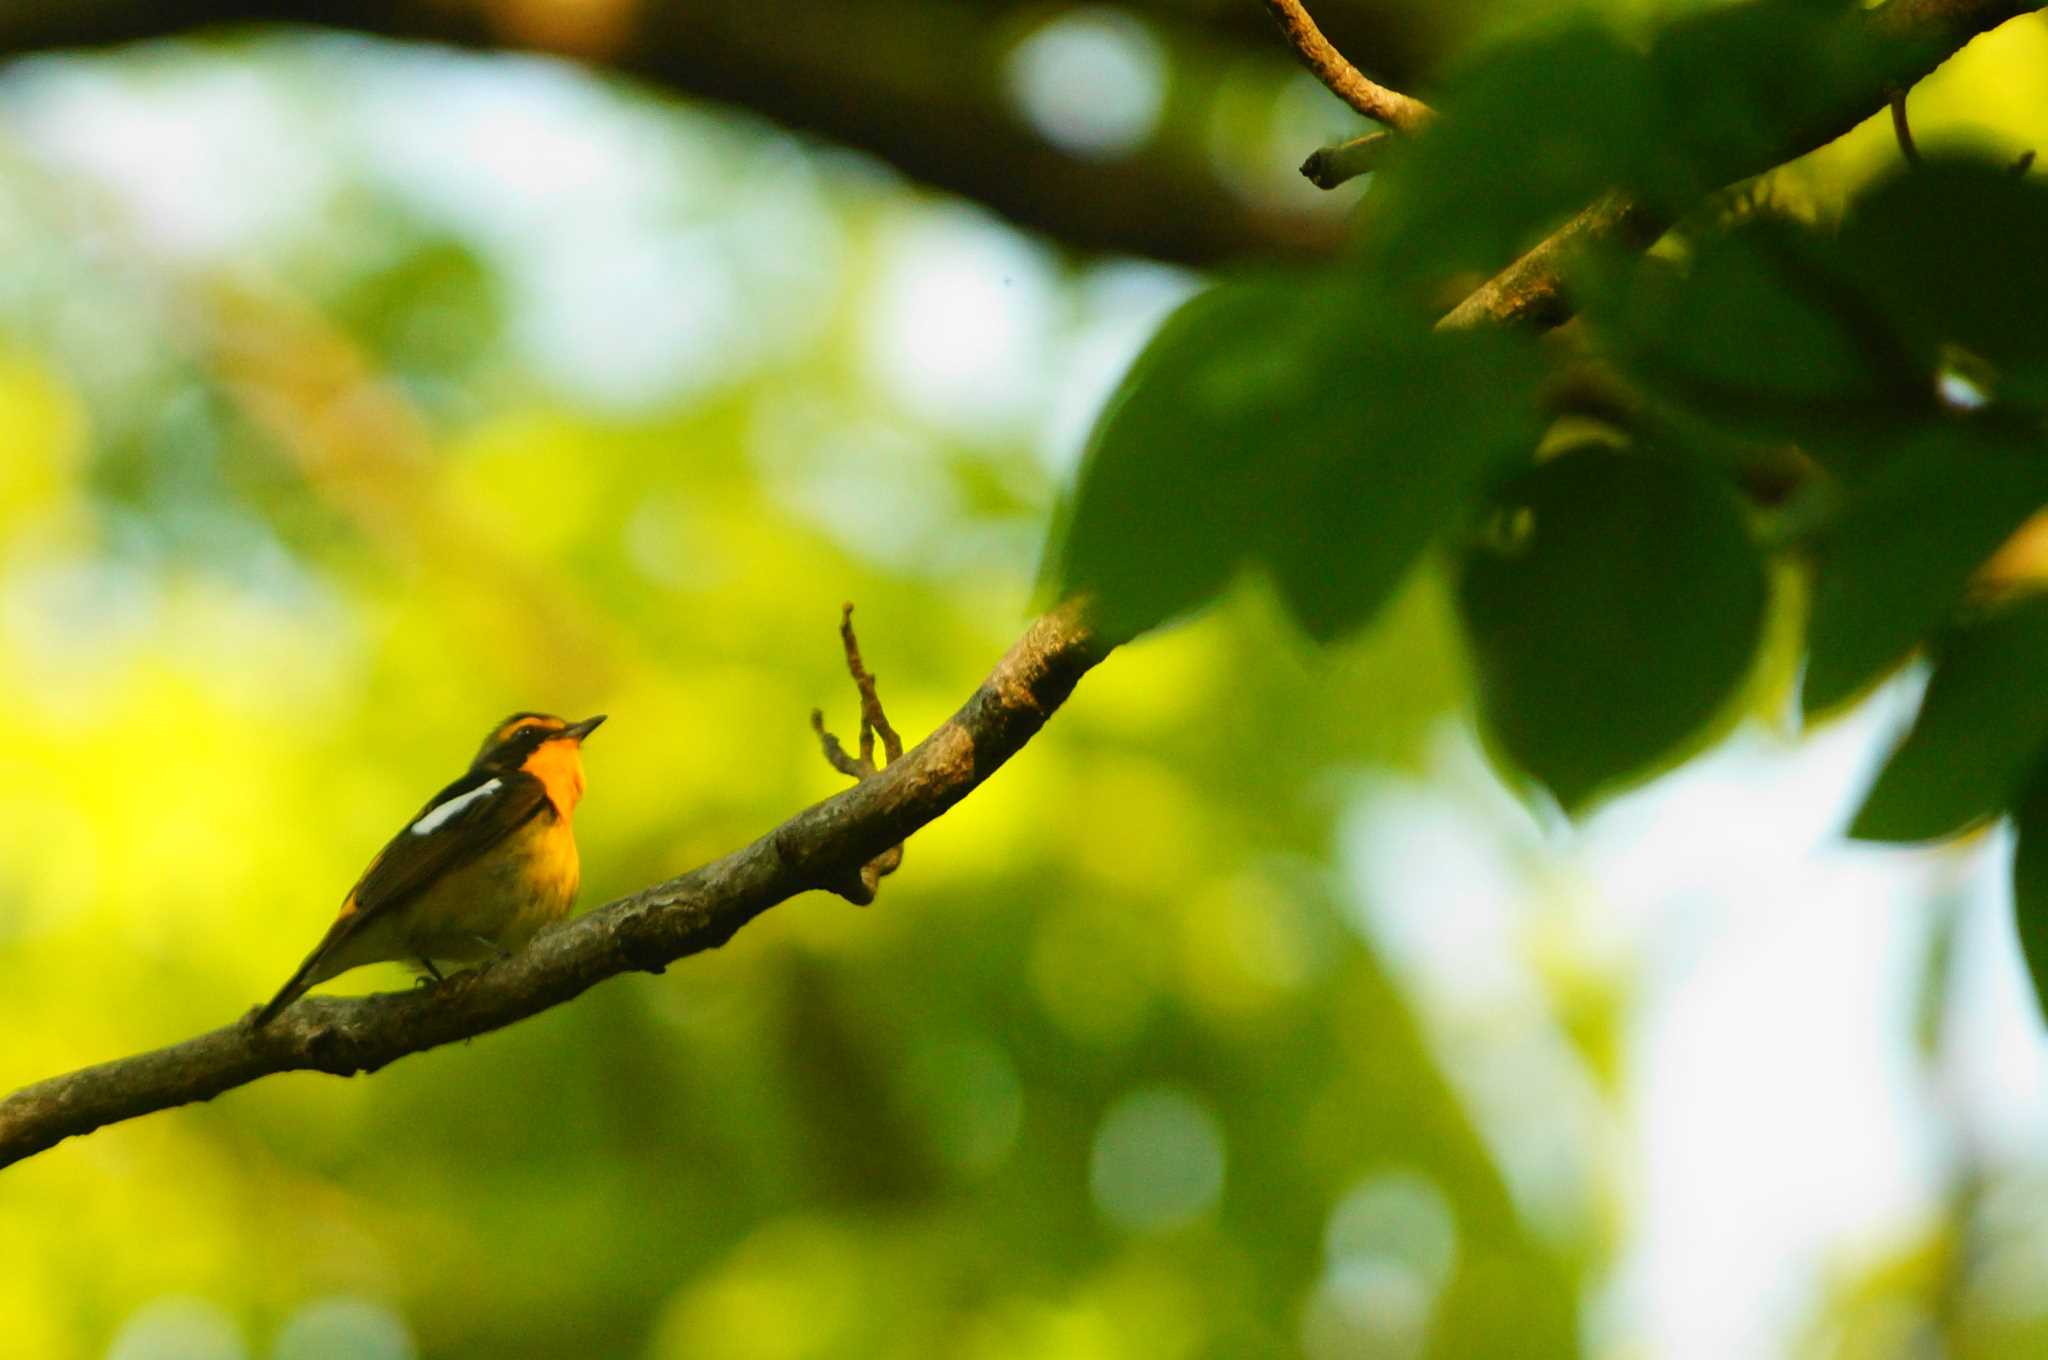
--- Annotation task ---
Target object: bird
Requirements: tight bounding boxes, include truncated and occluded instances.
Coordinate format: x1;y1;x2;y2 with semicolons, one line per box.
251;711;606;1028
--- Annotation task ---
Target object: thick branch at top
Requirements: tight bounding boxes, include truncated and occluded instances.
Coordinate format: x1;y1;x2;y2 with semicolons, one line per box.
0;0;1347;266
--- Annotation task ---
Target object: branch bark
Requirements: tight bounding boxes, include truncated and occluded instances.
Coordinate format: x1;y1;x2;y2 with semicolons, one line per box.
1261;0;1433;131
0;602;1109;1170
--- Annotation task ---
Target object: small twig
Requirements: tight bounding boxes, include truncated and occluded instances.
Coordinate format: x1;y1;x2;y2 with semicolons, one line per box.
839;602;903;766
2012;149;2035;177
1300;131;1394;189
1889;87;1922;164
1259;0;1433;133
809;603;906;904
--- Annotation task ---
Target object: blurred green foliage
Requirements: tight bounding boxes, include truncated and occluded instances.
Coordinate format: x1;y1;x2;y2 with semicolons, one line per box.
4;1;2048;1357
1047;1;2048;1010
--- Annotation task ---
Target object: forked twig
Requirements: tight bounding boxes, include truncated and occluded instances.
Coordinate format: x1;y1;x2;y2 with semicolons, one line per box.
810;603;906;903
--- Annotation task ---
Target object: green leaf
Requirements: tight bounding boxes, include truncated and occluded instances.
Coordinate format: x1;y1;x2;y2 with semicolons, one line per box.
1850;595;2048;842
1588;215;1918;446
1804;431;2048;714
1645;0;1901;196
2015;779;2048;1021
1048;275;1545;645
1047;273;1343;642
1839;156;2048;404
1367;22;1661;286
1455;447;1767;811
1258;326;1543;642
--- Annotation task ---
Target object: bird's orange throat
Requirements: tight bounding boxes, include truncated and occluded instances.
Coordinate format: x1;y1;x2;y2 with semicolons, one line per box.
522;739;588;819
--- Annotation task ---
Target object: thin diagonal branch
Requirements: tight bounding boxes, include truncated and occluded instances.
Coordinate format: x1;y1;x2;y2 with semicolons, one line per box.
0;601;1109;1170
1260;0;1433;132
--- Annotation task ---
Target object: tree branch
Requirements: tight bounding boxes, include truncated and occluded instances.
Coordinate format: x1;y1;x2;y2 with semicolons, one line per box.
0;0;1355;266
1299;130;1394;189
0;601;1109;1170
1261;0;1433;131
1435;0;2041;330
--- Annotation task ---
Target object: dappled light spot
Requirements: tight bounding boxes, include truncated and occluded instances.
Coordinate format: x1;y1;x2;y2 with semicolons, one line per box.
513;222;748;409
749;395;959;569
1088;1086;1225;1232
860;206;1057;439
274;1296;415;1360
1004;9;1168;161
1311;1185;1484;1360
4;57;331;260
1936;366;1990;412
1298;1258;1434;1360
107;1297;245;1360
1324;1168;1459;1290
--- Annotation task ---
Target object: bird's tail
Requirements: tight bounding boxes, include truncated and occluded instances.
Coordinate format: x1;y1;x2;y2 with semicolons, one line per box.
250;930;343;1028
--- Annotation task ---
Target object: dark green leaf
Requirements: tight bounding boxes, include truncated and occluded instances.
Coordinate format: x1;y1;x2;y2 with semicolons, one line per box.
1646;0;1900;197
1048;275;1545;645
1367;23;1660;286
1046;274;1343;641
2014;779;2048;1021
1259;326;1543;642
1804;431;2048;714
1839;156;2048;404
1455;447;1768;811
1588;215;1922;446
1850;595;2048;842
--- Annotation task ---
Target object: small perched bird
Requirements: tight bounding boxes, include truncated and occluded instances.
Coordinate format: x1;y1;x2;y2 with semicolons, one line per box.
252;712;605;1027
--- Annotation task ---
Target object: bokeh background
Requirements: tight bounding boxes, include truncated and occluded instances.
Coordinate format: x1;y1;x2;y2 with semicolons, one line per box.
2;3;2047;1358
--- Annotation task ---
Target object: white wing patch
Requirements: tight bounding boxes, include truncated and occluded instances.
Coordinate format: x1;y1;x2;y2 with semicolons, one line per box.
410;778;502;836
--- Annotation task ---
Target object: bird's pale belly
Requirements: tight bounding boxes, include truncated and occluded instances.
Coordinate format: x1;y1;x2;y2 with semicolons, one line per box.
406;812;580;961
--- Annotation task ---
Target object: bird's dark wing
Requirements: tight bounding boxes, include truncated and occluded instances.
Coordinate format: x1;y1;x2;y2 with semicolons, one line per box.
252;769;553;1026
344;768;553;921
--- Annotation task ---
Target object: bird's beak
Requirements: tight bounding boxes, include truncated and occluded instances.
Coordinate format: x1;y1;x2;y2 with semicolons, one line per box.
564;714;607;742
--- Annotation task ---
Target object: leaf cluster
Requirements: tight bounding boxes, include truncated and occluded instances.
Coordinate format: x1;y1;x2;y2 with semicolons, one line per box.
1045;2;2048;1007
